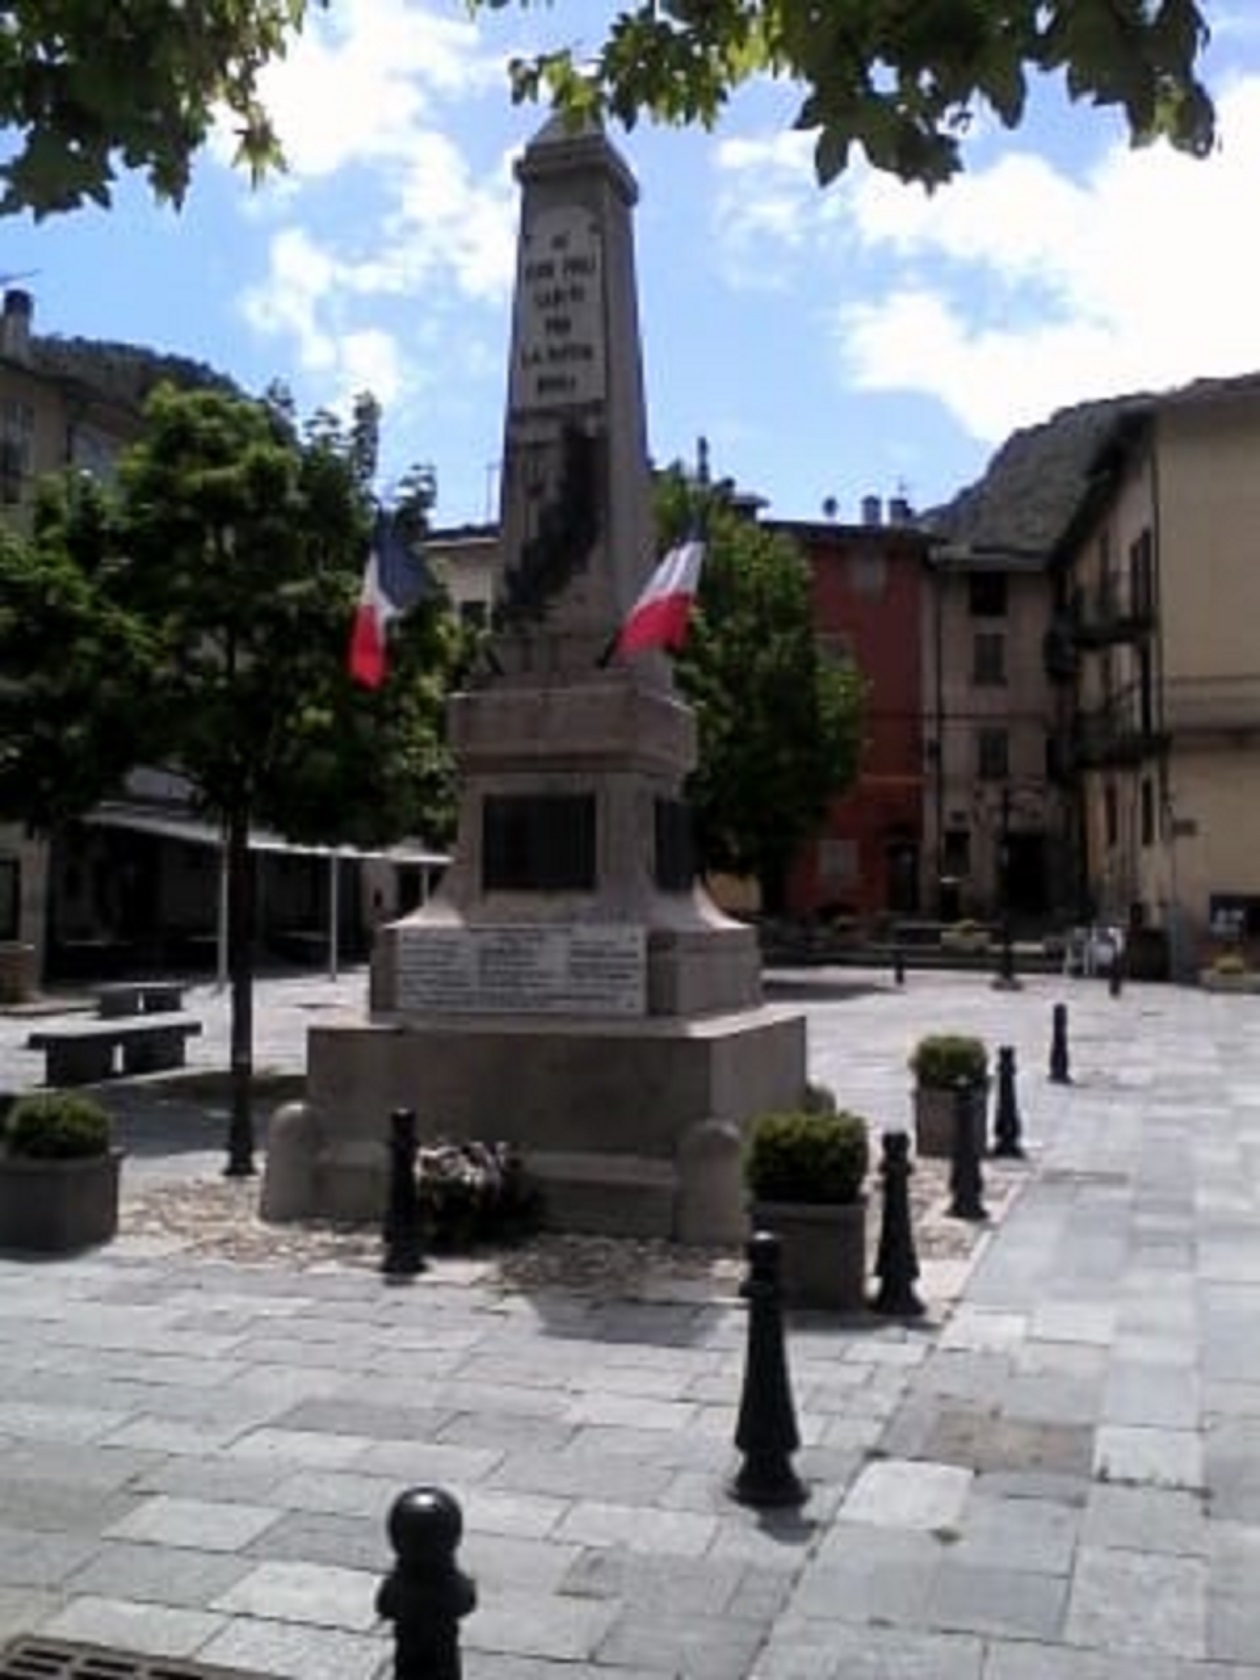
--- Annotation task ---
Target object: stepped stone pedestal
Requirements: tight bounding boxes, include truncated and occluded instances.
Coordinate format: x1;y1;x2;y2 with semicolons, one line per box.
263;116;807;1241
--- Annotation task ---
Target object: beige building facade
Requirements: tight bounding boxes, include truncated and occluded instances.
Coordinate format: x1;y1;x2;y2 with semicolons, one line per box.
921;545;1070;926
0;290;144;987
1054;377;1260;970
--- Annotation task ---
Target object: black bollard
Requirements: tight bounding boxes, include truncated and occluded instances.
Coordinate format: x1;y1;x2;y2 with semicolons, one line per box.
1108;954;1124;997
1049;1002;1071;1084
382;1107;427;1279
892;945;906;987
948;1079;988;1222
730;1231;807;1509
871;1131;925;1318
377;1485;476;1680
991;1045;1025;1159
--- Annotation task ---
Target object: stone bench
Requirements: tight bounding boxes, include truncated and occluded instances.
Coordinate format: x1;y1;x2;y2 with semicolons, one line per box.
26;1015;203;1085
94;980;188;1018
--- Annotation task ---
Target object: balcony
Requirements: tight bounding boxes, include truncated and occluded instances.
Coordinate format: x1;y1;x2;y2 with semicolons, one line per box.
1163;675;1260;736
1071;703;1167;770
1070;585;1154;649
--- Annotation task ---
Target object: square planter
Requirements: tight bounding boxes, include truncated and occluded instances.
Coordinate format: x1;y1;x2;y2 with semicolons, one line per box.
0;1149;122;1254
914;1083;987;1159
750;1198;867;1311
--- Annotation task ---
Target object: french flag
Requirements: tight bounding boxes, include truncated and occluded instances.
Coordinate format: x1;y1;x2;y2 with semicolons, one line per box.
615;535;705;658
348;511;433;689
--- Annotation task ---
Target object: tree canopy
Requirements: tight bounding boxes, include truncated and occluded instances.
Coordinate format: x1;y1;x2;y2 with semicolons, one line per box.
0;382;461;1170
0;0;324;217
0;2;1215;216
478;0;1215;189
664;469;864;911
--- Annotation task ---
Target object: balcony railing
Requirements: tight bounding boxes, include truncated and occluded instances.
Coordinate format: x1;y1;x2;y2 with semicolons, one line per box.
1069;586;1154;649
1071;703;1167;769
1163;675;1260;734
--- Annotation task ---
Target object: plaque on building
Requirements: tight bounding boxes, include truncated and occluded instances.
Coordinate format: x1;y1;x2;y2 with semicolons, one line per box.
654;797;695;891
511;206;607;414
483;793;597;892
396;924;646;1016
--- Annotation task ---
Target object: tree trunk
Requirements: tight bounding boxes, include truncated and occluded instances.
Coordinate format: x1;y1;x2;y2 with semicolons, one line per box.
223;805;256;1177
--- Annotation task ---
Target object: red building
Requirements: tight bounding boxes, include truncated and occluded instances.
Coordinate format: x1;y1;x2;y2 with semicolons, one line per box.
769;501;931;925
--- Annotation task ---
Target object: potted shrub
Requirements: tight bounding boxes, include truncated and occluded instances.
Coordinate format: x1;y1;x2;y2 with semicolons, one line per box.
910;1033;989;1159
0;1091;122;1253
744;1104;870;1311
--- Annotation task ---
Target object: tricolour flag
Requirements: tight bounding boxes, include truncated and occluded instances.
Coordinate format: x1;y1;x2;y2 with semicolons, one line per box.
348;511;433;689
615;535;705;658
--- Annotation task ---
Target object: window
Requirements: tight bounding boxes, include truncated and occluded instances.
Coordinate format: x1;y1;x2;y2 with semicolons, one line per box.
818;838;858;886
0;399;33;504
1141;779;1155;848
847;553;886;598
976;728;1009;781
942;829;971;874
1130;529;1154;616
458;600;488;629
0;856;17;940
1105;784;1118;848
968;573;1007;617
972;631;1006;685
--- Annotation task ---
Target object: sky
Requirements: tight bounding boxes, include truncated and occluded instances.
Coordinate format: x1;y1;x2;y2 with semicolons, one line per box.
4;2;1260;530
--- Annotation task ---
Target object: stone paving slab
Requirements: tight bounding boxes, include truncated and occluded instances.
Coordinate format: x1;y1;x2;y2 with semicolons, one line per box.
2;970;1260;1676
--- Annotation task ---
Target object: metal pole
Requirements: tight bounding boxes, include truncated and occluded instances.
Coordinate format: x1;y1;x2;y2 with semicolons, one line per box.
328;851;340;981
215;832;229;992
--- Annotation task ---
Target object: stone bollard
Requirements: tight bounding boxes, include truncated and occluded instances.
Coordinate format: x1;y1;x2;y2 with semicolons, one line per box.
730;1231;806;1509
377;1486;476;1680
382;1108;426;1279
1049;1003;1071;1084
948;1079;988;1222
991;1046;1025;1159
871;1131;925;1318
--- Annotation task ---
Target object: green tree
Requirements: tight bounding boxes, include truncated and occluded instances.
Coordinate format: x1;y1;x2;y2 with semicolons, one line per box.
663;469;864;912
476;0;1215;189
0;3;1215;216
0;0;324;218
0;384;460;1172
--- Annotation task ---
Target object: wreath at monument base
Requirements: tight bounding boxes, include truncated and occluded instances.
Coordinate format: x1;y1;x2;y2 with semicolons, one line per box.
415;1139;544;1251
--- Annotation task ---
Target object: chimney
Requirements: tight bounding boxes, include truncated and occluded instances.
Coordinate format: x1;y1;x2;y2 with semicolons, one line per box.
861;493;882;526
0;289;32;362
888;495;912;523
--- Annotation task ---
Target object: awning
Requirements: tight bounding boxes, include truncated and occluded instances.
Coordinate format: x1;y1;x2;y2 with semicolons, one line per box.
82;803;448;868
79;802;448;983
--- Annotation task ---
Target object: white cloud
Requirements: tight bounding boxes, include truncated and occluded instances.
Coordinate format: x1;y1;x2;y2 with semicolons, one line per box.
225;0;518;435
714;76;1260;442
235;0;498;179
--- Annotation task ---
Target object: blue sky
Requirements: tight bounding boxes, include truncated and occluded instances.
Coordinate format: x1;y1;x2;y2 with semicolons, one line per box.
4;1;1260;528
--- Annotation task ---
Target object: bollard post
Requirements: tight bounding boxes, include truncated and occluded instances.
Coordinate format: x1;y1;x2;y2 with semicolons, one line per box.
1049;1003;1071;1084
382;1107;427;1279
991;1045;1025;1159
377;1485;476;1680
948;1079;988;1222
730;1231;807;1509
892;945;905;987
1108;954;1124;998
871;1131;925;1318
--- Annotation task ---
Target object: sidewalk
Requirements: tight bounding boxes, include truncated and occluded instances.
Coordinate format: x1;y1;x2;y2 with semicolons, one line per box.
0;970;1257;1677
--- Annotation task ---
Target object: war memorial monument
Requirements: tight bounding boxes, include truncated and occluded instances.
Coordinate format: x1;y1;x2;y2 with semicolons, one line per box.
264;116;807;1241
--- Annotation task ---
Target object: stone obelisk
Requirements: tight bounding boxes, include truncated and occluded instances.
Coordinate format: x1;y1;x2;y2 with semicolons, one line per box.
276;117;806;1239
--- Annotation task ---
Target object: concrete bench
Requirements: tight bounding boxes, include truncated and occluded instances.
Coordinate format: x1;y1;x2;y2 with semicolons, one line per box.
26;1015;203;1086
94;980;188;1019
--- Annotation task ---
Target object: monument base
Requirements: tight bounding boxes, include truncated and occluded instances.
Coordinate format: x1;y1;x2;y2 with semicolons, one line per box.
264;1005;806;1242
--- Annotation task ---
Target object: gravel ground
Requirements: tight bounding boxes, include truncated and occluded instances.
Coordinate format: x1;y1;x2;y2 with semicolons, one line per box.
119;1146;1030;1303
